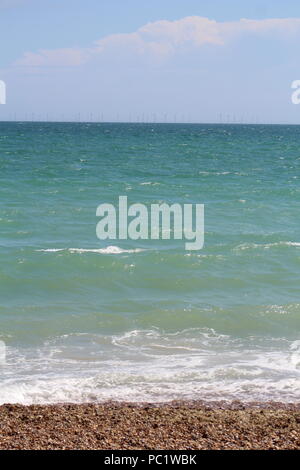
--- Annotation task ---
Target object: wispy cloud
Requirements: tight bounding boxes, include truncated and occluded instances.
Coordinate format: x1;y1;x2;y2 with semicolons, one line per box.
16;48;93;67
14;16;300;67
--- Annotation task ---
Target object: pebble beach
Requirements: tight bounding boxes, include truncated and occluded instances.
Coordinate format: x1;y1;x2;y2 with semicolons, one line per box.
0;401;299;450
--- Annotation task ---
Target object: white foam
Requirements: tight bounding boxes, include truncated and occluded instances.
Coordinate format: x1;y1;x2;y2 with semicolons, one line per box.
37;246;145;255
1;330;300;405
235;241;300;251
37;248;64;253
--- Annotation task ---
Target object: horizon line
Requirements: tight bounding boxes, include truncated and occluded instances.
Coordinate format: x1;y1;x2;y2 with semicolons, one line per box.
0;119;299;126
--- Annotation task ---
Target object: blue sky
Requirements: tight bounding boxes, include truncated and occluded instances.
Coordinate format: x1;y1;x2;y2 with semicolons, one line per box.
1;0;300;123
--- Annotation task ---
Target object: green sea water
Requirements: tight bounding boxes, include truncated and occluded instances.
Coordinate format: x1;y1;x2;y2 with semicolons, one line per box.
0;122;300;404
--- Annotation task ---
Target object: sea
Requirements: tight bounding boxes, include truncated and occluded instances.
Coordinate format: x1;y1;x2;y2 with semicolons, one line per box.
0;121;299;405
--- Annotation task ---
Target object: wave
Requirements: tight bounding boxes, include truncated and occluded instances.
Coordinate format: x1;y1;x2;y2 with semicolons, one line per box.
234;241;300;251
1;329;300;405
37;246;145;255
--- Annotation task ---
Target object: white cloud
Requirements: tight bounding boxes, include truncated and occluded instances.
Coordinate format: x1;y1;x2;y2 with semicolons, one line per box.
16;48;93;67
14;16;300;67
137;17;224;47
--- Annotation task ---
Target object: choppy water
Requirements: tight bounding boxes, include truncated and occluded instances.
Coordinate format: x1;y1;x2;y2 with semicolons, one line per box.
0;122;300;404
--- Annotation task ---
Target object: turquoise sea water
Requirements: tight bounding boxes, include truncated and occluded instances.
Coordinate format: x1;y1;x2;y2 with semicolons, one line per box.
0;122;300;404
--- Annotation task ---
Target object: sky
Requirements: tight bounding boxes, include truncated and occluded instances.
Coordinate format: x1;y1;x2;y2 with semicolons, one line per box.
1;0;300;123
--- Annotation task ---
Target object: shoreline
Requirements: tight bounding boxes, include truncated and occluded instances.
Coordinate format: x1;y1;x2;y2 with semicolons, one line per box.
0;401;299;450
